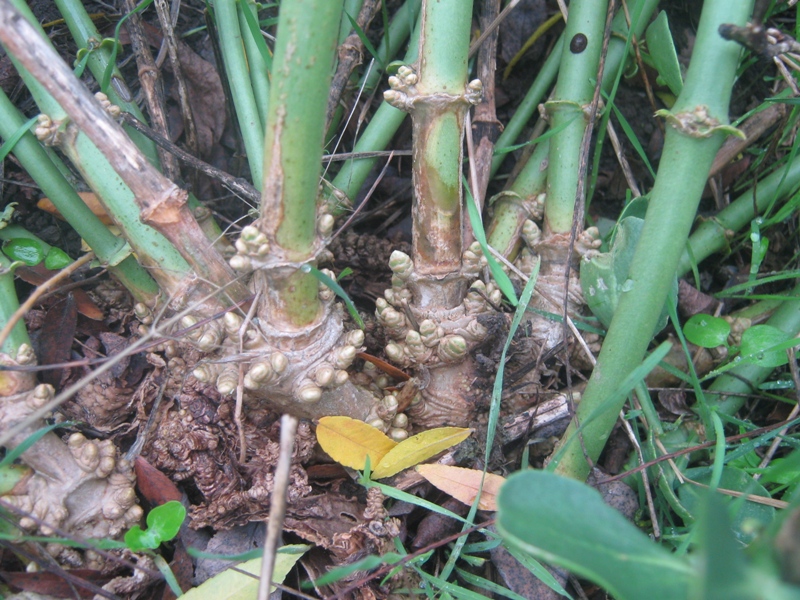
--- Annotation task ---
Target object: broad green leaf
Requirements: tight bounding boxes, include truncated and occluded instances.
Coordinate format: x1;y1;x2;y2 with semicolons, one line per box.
678;466;774;545
416;464;504;511
739;325;792;368
182;544;309;599
316;416;397;471
124;500;186;552
2;238;45;266
497;471;692;600
44;247;72;270
581;216;677;334
683;314;731;348
645;11;683;96
371;427;472;479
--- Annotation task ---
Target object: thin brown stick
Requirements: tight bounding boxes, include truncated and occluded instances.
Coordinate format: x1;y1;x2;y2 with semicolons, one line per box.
122;0;180;179
325;0;380;133
0;252;94;351
154;0;199;158
257;415;299;600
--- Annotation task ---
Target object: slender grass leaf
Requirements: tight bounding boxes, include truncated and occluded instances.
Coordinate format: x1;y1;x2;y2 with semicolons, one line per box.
301;264;364;327
239;0;273;71
346;13;383;69
0;116;37;162
0;420;76;468
464;181;517;305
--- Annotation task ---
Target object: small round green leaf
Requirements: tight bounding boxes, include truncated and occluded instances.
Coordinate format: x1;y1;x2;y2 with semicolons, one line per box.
739;324;792;368
44;247;72;270
3;238;45;266
683;314;730;348
124;500;186;552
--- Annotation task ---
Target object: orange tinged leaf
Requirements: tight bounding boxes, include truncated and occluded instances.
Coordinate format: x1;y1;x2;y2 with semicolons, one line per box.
316;416;396;471
416;464;505;511
38;192;114;226
371;427;472;479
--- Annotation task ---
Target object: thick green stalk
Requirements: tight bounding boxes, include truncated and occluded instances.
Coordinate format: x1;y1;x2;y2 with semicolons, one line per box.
50;0;160;167
257;0;344;328
0;254;31;356
543;0;610;234
0;89;159;304
328;13;421;208
339;0;364;43
551;0;755;481
402;0;474;285
214;0;264;189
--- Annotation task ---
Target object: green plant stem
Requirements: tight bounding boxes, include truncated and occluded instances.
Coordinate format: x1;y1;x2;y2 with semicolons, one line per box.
543;0;610;235
361;0;420;92
339;0;365;42
551;0;755;481
0;0;249;304
0;90;159;304
214;0;264;189
328;13;421;208
257;0;345;328
407;0;472;284
0;254;31;355
51;0;160;166
678;153;800;276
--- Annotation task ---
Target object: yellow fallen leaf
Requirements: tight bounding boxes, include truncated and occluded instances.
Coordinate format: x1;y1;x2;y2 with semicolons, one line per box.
316;416;397;471
371;427;472;479
416;464;505;511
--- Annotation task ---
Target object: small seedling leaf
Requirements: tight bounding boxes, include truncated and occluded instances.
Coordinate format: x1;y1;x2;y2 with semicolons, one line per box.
416;464;505;511
371;427;472;479
0;464;31;496
124;500;186;552
645;11;683;96
182;544;309;599
316;416;397;471
44;247;72;270
739;324;792;368
683;314;730;348
2;238;45;266
497;470;692;600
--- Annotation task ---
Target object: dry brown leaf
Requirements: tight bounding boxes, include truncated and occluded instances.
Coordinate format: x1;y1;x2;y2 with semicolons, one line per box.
38;191;114;226
416;464;505;511
316;416;397;471
371;427;472;479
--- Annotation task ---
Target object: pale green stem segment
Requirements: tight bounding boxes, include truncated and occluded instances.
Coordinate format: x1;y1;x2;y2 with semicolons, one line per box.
257;0;344;328
214;0;264;189
238;0;270;126
339;0;364;43
407;0;473;280
543;0;610;235
328;9;422;208
678;153;800;276
0;89;159;304
0;254;31;356
0;3;192;292
551;0;755;481
52;0;231;245
51;0;160;166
